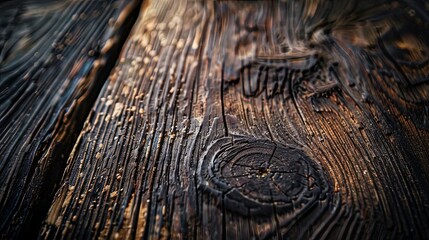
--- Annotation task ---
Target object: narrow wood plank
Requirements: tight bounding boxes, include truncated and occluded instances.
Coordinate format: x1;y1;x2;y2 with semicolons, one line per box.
43;0;429;239
0;0;142;238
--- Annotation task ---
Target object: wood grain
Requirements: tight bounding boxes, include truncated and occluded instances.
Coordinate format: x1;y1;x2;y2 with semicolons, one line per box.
0;0;142;238
37;0;429;239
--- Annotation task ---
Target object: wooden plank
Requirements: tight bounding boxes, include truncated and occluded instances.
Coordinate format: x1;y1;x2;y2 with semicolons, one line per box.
41;0;429;239
0;0;142;238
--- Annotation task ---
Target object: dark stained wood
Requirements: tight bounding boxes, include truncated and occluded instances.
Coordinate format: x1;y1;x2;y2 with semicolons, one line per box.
0;0;142;238
1;0;429;239
38;0;429;239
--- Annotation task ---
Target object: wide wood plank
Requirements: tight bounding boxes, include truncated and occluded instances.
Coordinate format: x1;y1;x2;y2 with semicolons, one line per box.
41;0;429;239
0;0;142;238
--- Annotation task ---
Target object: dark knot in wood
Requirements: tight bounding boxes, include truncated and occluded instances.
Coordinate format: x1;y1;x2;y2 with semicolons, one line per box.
197;135;331;217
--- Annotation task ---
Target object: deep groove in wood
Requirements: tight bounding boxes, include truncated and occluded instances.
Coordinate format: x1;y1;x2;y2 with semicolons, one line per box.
0;0;144;238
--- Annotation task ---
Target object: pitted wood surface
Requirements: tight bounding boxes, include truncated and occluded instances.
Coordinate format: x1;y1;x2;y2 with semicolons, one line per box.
1;0;429;239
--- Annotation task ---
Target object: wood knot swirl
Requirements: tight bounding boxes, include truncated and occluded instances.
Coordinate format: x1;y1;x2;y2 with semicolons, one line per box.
197;136;331;217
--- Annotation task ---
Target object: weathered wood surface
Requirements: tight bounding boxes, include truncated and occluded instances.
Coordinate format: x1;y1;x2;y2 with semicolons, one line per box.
0;0;142;238
1;0;429;239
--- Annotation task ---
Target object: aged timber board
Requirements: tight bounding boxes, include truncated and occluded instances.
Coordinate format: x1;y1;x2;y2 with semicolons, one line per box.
40;0;429;239
0;0;142;238
2;0;429;239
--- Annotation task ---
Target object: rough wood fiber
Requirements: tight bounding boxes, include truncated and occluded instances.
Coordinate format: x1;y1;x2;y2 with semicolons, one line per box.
40;0;429;239
0;0;142;238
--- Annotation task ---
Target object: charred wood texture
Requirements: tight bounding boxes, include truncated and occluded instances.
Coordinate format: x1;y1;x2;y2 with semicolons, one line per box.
1;0;429;239
0;0;142;238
